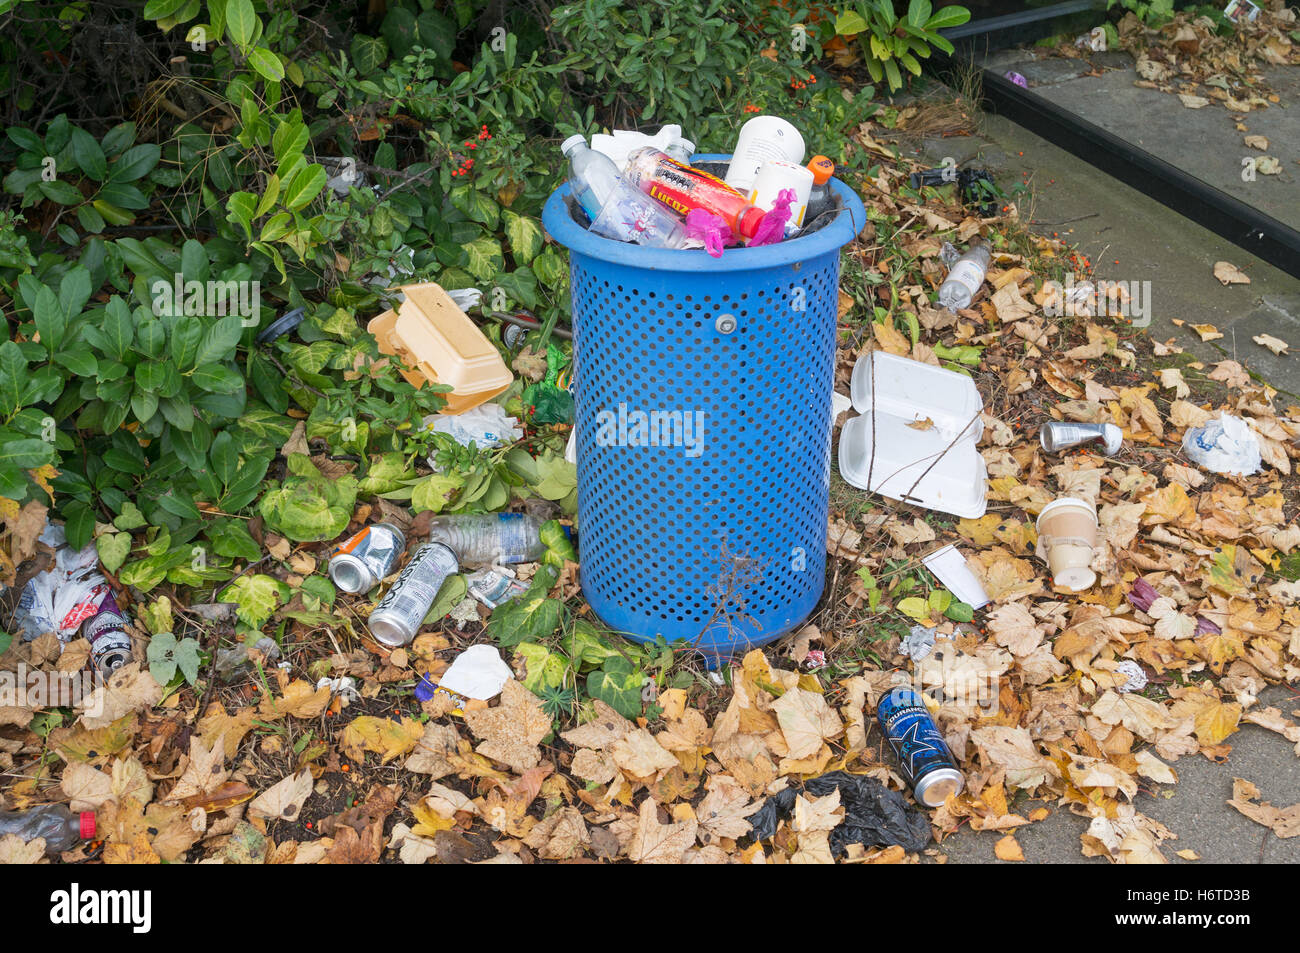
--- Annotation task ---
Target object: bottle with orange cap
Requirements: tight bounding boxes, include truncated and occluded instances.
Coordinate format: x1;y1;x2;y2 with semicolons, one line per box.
805;155;835;227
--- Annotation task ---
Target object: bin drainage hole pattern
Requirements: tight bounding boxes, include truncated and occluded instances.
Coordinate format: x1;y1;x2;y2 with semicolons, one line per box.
572;256;838;654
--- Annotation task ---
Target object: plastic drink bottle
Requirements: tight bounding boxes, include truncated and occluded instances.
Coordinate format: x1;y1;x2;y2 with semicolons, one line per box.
0;805;96;853
624;147;771;242
427;513;553;565
560;136;687;248
665;137;695;163
724;115;806;192
805;155;835;225
937;241;991;311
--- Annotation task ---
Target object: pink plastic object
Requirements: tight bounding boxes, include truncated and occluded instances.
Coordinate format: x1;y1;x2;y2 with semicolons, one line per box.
746;188;794;247
684;209;733;258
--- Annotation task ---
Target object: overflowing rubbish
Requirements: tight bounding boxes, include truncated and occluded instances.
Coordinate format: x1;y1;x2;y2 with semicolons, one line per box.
838;351;988;518
82;592;132;674
423;404;522;454
427;512;551;566
591;123;693;170
414;644;512;713
723;115;806;192
465;566;529;608
0;805;95;854
748;771;932;854
368;282;513;414
557;113;842;257
921;544;990;609
12;523;108;643
328;523;407;595
1039;420;1124;455
1181;414;1262;475
937;240;991;312
367;542;460;647
877;686;965;808
562;136;688;248
1035;497;1098;591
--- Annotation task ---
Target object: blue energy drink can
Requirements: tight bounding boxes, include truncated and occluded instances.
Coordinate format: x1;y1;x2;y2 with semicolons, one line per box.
877;686;964;807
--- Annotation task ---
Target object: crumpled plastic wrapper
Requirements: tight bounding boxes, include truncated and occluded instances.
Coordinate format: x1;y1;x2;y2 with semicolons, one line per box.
747;771;932;855
1181;414;1262;476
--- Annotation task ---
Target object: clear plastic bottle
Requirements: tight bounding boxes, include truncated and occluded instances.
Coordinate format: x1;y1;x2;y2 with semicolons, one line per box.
560;136;687;248
665;137;695;163
937;241;991;311
428;513;551;565
0;804;95;853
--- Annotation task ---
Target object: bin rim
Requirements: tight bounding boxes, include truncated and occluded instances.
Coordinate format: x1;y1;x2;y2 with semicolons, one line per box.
541;153;867;273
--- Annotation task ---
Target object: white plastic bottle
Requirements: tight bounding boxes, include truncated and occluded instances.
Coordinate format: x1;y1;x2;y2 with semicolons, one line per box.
724;116;806;192
937;241;991;311
561;135;687;248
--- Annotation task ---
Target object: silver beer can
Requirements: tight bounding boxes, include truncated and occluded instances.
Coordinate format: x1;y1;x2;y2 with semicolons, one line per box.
329;523;407;594
368;542;459;646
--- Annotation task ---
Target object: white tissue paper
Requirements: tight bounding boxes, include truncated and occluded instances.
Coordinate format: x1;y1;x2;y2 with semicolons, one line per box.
592;124;686;171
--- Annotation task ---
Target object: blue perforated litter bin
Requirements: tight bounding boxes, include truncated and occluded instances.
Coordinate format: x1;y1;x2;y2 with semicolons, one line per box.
542;156;866;663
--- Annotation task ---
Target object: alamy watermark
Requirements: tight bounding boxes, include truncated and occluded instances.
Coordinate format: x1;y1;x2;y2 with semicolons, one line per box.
1042;275;1152;328
150;273;261;326
0;664;103;715
595;403;705;458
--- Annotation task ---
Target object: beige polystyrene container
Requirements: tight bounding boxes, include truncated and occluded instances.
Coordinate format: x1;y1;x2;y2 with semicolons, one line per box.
367;282;512;415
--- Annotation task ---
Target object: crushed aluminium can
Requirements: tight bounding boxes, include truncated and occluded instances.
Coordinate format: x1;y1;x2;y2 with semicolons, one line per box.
328;523;406;594
81;592;132;674
465;567;528;608
367;542;459;647
877;686;965;808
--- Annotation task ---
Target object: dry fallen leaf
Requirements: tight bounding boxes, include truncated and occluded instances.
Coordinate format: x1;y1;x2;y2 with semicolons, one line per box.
1227;778;1299;838
249;769;313;822
1212;261;1250;286
995;833;1025;861
464;679;551;773
1252;334;1289;355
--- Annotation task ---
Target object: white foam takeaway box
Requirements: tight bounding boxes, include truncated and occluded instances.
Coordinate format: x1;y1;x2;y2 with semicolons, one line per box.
837;351;988;518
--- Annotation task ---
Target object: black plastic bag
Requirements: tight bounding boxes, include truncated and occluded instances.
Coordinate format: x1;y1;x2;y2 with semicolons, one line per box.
746;770;932;856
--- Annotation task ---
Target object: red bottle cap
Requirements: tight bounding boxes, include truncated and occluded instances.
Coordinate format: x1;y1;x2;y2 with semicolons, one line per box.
79;812;96;839
807;155;835;185
737;206;767;240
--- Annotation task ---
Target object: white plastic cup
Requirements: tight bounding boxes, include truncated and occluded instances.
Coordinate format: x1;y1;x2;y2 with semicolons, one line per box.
747;159;814;234
1035;497;1098;591
724;116;806;192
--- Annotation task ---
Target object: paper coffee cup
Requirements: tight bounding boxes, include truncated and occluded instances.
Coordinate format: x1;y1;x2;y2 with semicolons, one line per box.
1036;497;1098;591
